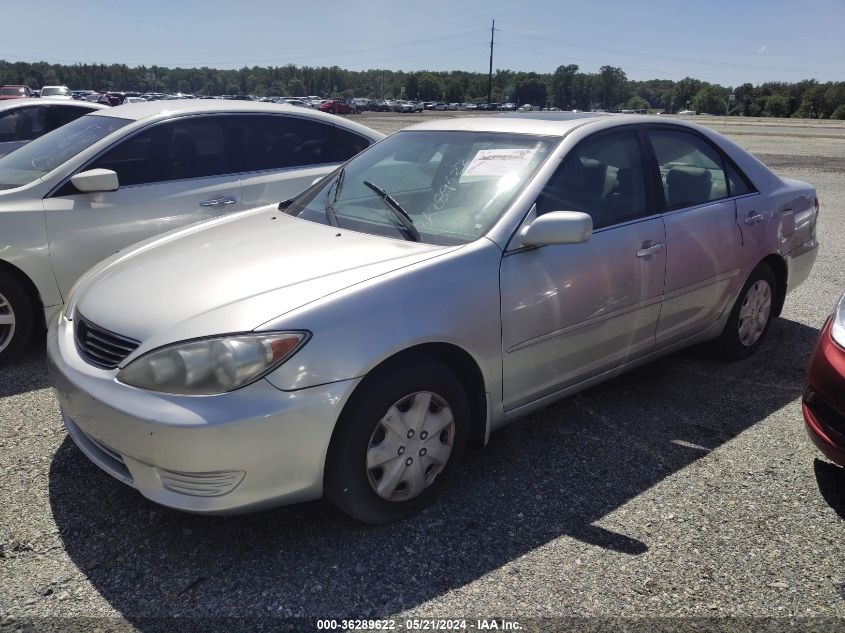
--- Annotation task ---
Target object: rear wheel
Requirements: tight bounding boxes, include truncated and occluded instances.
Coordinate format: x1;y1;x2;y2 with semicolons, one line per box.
324;360;469;524
0;270;34;366
716;263;776;360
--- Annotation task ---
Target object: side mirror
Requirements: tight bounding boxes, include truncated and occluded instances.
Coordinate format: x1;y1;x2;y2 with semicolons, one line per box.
70;169;119;193
519;211;593;247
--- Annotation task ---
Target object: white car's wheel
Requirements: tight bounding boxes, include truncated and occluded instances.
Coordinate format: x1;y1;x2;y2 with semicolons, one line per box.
0;270;33;365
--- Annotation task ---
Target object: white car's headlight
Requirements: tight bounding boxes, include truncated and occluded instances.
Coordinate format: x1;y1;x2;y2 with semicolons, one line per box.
832;292;845;348
117;332;309;395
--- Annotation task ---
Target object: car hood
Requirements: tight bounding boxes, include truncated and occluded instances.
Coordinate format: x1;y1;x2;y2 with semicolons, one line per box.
74;205;455;354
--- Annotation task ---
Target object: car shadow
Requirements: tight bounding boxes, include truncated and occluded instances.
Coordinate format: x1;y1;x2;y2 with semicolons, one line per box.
0;330;51;397
48;317;819;622
814;459;845;520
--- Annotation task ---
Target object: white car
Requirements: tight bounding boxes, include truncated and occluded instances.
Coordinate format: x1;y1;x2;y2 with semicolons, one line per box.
0;98;107;157
0;100;383;363
39;85;73;100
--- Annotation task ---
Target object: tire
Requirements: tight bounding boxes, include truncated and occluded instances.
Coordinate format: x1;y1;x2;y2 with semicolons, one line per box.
324;359;470;524
0;270;34;366
716;262;777;360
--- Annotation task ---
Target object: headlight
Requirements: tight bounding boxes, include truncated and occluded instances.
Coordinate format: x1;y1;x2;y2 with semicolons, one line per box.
832;292;845;348
117;332;309;395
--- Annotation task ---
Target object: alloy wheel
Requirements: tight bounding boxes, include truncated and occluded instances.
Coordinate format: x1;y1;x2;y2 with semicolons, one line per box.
0;291;16;354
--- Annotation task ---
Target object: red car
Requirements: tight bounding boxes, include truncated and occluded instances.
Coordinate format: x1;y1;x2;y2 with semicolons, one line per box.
318;98;358;115
0;85;33;100
803;291;845;467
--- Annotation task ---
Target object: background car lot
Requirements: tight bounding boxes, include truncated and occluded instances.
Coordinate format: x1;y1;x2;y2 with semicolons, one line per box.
0;112;843;627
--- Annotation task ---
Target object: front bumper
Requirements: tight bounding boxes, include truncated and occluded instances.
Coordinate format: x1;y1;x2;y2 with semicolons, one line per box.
802;317;845;468
47;315;360;514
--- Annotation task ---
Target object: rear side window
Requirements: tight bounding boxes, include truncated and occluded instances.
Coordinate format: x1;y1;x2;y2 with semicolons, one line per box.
0;106;45;141
44;105;93;133
648;129;730;210
725;160;755;196
90;116;232;186
536;130;649;230
237;115;366;172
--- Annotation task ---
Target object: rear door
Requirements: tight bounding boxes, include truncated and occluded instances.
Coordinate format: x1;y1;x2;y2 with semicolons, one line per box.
43;115;245;296
646;127;750;346
237;114;373;208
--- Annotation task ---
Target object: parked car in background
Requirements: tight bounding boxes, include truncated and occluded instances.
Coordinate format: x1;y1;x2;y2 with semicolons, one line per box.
275;98;312;108
40;86;73;100
0;99;107;157
46;113;817;523
0;86;33;100
319;98;358;114
803;290;845;468
0;100;383;363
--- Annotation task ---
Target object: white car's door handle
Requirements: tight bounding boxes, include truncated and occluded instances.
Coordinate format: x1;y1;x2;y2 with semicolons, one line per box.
636;242;665;258
199;196;237;207
744;212;766;225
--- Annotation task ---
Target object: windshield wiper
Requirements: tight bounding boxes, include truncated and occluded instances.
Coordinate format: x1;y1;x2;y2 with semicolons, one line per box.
363;180;421;242
323;167;345;227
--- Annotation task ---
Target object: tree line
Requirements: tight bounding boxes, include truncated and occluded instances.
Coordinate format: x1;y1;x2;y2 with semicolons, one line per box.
2;59;844;119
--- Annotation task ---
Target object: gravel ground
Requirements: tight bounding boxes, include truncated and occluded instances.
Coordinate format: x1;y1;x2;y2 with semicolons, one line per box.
1;113;843;633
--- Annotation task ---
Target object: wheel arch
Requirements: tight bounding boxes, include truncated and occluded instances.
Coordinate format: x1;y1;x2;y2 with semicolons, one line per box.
329;342;489;457
760;253;788;318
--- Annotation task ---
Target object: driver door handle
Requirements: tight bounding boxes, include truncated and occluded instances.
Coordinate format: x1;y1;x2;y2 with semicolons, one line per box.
636;241;665;258
744;212;766;225
200;195;237;208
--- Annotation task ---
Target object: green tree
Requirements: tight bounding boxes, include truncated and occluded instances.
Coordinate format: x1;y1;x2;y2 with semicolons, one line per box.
765;94;789;118
626;95;650;110
597;65;627;109
692;85;727;114
417;73;442;101
831;104;845;120
513;76;547;107
444;79;463;103
550;64;578;109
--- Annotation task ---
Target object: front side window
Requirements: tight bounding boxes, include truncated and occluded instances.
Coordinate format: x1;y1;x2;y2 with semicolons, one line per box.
285;130;556;245
0;114;130;190
648;129;730;210
44;105;93;132
90;116;232;186
536;130;649;230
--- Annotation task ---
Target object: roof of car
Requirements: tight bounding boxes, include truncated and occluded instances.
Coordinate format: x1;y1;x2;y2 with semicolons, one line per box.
88;99;384;139
404;112;706;137
404;112;623;136
0;98;108;112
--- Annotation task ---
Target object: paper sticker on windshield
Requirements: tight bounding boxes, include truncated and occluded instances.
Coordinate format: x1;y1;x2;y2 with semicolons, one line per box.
462;148;537;178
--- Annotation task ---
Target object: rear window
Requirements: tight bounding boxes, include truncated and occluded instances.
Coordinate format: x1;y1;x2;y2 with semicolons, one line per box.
0;87;27;97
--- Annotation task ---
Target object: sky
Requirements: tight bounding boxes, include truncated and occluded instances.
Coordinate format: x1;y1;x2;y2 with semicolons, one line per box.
2;0;844;86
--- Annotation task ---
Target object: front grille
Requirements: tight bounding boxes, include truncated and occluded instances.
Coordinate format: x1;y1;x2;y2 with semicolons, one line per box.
74;312;140;369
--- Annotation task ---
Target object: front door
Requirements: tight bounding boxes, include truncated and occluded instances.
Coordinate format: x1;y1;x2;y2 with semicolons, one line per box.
501;128;666;410
43;115;244;296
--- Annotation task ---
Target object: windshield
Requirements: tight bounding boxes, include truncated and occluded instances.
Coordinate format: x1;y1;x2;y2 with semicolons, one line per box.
285;130;556;245
41;87;70;96
0;87;26;96
0;114;130;190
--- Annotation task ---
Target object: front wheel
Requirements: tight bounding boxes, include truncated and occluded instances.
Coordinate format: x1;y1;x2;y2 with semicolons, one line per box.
0;270;34;366
716;263;776;360
324;360;469;524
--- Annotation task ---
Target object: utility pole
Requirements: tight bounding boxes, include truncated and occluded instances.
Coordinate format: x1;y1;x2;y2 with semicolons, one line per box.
487;19;495;105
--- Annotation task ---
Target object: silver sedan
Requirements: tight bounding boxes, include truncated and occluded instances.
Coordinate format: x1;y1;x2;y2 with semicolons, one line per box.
47;114;819;523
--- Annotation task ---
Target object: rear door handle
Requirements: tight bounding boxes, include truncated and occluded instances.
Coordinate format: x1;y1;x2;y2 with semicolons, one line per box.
636;242;665;258
744;212;766;225
199;196;237;207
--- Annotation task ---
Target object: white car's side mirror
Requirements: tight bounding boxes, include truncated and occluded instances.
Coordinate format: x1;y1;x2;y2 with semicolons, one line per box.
71;168;119;193
519;211;593;247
